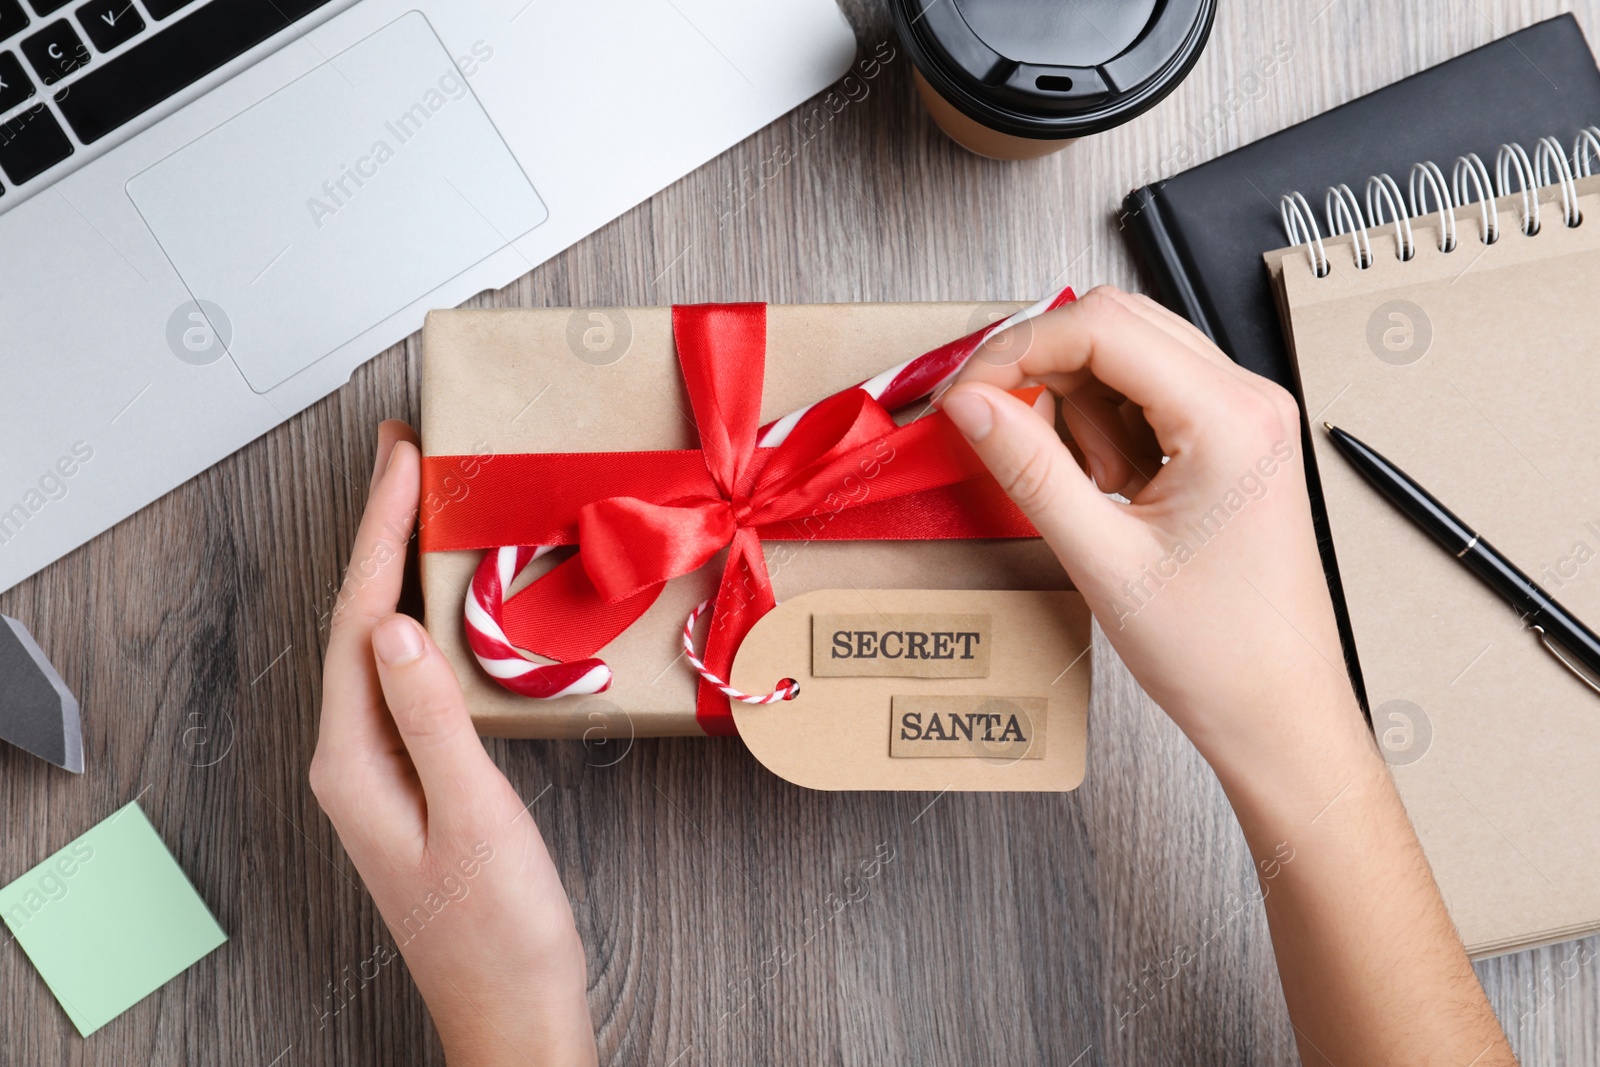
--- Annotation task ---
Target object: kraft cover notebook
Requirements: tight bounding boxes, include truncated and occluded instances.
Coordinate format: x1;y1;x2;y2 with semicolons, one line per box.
1266;167;1600;956
1124;14;1600;957
1121;14;1600;717
1122;14;1600;389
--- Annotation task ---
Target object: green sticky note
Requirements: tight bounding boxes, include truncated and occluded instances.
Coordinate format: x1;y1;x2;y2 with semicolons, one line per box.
0;801;227;1036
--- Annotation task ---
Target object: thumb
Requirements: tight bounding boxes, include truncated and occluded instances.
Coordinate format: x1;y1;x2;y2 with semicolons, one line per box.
371;614;513;827
941;382;1127;565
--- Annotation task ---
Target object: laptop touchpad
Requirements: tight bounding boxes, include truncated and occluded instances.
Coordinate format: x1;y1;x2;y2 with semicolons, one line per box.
127;11;547;394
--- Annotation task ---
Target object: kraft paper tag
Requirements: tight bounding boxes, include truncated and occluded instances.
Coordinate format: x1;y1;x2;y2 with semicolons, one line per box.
730;589;1091;792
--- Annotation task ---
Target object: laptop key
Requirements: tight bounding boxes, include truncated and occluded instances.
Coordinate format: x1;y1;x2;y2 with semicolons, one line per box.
142;0;196;18
54;0;336;144
27;0;70;14
77;0;143;52
0;103;71;183
0;0;27;44
0;50;33;110
21;19;87;84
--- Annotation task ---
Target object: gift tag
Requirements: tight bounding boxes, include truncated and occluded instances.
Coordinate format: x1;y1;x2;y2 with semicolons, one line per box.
730;589;1091;791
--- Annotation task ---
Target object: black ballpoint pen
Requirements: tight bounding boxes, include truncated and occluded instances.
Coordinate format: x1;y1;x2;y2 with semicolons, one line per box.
1323;423;1600;696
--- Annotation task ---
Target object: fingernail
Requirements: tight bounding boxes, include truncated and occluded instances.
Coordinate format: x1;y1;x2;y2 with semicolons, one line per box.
943;391;994;442
370;433;397;492
1087;453;1108;489
373;615;425;666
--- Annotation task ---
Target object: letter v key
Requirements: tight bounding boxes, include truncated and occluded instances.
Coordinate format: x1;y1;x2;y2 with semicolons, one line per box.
78;0;146;53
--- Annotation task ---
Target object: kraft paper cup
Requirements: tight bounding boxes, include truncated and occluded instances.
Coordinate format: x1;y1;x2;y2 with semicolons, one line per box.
894;0;1216;161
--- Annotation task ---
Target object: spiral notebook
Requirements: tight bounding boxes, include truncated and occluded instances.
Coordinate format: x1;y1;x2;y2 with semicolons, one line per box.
1122;16;1600;724
1266;146;1600;957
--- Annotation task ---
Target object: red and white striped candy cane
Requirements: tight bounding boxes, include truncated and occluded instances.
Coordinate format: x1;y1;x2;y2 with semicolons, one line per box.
755;286;1076;447
465;545;613;697
465;285;1076;702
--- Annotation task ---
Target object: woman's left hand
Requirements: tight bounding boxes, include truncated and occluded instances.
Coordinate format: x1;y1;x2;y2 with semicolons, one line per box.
310;420;597;1066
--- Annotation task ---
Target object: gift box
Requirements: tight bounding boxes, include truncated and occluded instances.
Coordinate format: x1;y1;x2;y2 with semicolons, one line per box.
419;301;1085;752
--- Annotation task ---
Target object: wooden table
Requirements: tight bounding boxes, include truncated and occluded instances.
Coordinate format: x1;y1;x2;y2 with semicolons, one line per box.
5;1;1598;1063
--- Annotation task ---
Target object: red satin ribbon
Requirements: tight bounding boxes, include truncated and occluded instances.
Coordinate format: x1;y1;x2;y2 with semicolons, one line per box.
419;303;1038;735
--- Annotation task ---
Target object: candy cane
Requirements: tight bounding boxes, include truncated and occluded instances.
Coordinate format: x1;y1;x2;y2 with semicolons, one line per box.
465;285;1076;701
755;286;1077;447
464;545;613;696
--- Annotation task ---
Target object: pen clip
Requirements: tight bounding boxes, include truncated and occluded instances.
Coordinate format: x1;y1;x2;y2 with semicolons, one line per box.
1531;625;1600;699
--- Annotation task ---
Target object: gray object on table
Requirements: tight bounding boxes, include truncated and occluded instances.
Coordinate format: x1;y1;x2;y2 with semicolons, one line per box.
0;615;83;773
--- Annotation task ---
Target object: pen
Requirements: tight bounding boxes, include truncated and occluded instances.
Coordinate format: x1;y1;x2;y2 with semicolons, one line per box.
1323;423;1600;696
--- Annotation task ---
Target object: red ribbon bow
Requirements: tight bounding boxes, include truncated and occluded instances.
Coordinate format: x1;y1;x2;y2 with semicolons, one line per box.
420;303;1037;734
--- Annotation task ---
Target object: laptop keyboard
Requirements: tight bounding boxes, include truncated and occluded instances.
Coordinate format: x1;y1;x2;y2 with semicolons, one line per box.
77;0;146;52
0;0;336;202
21;18;90;83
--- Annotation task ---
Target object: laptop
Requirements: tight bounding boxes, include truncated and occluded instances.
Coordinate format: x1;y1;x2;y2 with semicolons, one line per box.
0;0;855;593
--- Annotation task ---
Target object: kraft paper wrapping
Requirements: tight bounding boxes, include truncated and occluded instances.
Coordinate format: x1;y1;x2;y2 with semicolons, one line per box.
1269;177;1600;956
420;303;1071;739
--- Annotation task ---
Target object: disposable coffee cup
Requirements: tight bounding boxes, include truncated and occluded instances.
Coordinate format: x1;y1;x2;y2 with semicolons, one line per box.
893;0;1216;160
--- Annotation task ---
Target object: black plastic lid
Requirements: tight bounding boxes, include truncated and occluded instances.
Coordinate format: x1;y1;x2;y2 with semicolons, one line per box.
894;0;1216;140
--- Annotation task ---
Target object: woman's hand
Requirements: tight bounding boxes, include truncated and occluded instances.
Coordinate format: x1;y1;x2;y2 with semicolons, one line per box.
940;286;1366;782
939;286;1514;1067
310;420;596;1067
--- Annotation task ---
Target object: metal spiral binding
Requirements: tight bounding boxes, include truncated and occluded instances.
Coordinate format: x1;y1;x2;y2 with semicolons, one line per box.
1535;135;1583;227
1497;141;1541;235
1279;129;1597;274
1366;173;1415;261
1452;152;1498;245
1409;161;1455;251
1574;125;1600;176
1278;190;1328;277
1324;183;1371;267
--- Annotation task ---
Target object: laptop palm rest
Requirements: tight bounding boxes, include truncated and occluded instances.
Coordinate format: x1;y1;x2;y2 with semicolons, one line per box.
126;11;547;394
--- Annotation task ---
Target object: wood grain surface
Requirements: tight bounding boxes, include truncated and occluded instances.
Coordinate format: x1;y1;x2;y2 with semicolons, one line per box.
4;1;1599;1063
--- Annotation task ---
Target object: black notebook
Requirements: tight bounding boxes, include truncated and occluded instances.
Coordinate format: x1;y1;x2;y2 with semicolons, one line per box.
1120;14;1600;711
1121;13;1600;390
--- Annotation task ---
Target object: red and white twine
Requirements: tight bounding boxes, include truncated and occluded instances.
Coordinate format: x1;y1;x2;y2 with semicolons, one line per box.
463;285;1075;704
681;599;800;704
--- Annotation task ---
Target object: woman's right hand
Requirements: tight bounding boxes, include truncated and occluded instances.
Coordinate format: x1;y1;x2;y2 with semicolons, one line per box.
938;286;1372;786
938;287;1517;1067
